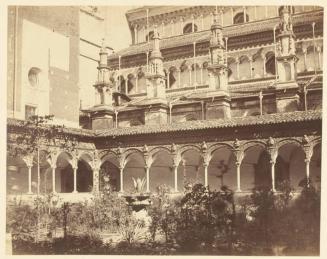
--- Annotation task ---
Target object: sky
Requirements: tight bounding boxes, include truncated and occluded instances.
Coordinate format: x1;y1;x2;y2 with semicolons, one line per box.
103;6;137;52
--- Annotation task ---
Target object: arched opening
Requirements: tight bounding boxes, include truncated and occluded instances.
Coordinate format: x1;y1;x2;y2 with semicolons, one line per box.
168;66;177;88
146;31;154;41
310;143;321;190
178;148;204;191
124;151;146;193
77;159;93;193
241;145;266;191
183;23;198;34
180;61;190;87
34;150;51;194
233;12;249;24
239;55;251;80
118;75;126;94
278;143;305;191
56;152;74;193
227;57;236;81
127;73;136;94
265;52;276;76
100;153;120;192
208;146;236;191
202;62;209;84
191;63;201;85
306;45;319;72
7;156;30;194
149;150;174;192
137;68;146;93
28;67;42;87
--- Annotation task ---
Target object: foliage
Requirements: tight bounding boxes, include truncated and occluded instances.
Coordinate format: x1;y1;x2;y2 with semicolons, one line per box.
148;184;179;243
174;184;235;252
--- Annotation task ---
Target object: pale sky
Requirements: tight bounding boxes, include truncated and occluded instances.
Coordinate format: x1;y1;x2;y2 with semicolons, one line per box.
104;6;137;52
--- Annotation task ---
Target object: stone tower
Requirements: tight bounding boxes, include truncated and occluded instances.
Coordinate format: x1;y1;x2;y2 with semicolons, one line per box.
205;9;231;119
275;6;299;112
90;39;115;129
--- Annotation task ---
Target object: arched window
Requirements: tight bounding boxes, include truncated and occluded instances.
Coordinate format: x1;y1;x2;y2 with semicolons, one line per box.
233;12;249;24
28;67;41;87
265;53;276;75
183;23;198;34
146;31;154;41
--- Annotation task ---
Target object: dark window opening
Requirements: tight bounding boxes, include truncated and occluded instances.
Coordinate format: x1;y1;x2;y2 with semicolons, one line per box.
265;54;276;75
183;23;198;34
146;31;154;41
233;12;249;24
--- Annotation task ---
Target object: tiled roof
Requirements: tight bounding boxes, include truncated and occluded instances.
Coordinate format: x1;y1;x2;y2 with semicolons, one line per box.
95;110;322;137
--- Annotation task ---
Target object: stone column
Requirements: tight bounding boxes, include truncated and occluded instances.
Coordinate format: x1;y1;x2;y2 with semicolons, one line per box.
200;14;204;30
234;149;244;192
134;25;138;44
254;6;257;20
180;17;184;34
262;55;266;77
135;74;138;93
119;166;124;192
203;163;208;187
259;91;263;115
188;66;192;86
125;78;128;95
173;166;178;192
27;165;33;194
303;143;313;186
167;71;170;88
303;49;307;71
73;166;78;193
243;6;247;22
317;47;321;70
93;167;100;193
171;20;174;36
145;166;150;193
52;166;56;193
231;7;234;24
267;144;277;192
200;66;203;85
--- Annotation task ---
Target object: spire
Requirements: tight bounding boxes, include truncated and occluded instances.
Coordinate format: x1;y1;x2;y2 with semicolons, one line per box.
209;8;225;66
99;38;108;68
148;25;164;76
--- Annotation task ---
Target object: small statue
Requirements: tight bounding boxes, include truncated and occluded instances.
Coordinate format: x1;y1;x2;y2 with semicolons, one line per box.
132;177;146;193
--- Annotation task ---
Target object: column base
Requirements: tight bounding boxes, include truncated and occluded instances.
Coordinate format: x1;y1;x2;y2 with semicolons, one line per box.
27;191;33;195
72;190;78;194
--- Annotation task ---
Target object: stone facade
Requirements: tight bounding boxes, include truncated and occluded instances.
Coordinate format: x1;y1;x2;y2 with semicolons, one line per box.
7;5;323;202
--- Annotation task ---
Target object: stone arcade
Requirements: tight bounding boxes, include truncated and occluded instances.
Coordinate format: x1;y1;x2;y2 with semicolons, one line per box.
7;6;322;202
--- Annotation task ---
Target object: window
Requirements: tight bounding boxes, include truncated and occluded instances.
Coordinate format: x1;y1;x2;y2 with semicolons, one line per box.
28;67;41;87
265;53;276;75
183;23;198;34
146;31;154;41
25;105;37;120
233;12;249;24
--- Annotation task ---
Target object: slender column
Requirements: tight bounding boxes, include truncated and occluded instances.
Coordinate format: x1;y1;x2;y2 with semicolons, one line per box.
317;48;321;70
177;69;181;87
27;166;32;194
119;167;124;192
167;71;170;88
192;15;195;32
234;149;244;192
267;145;277;192
259;91;263;115
173;166;178;192
146;52;149;72
180;17;184;34
276;6;279;16
231;7;234;24
73;166;78;193
52;166;56;193
204;163;208;187
200;67;203;85
263;56;266;77
304;85;308;111
254;6;257;20
304;144;313;186
171;20;174;36
220;10;224;26
303;49;307;71
188;66;192;86
145;166;150;193
270;161;276;192
93;168;99;193
162;22;165;38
